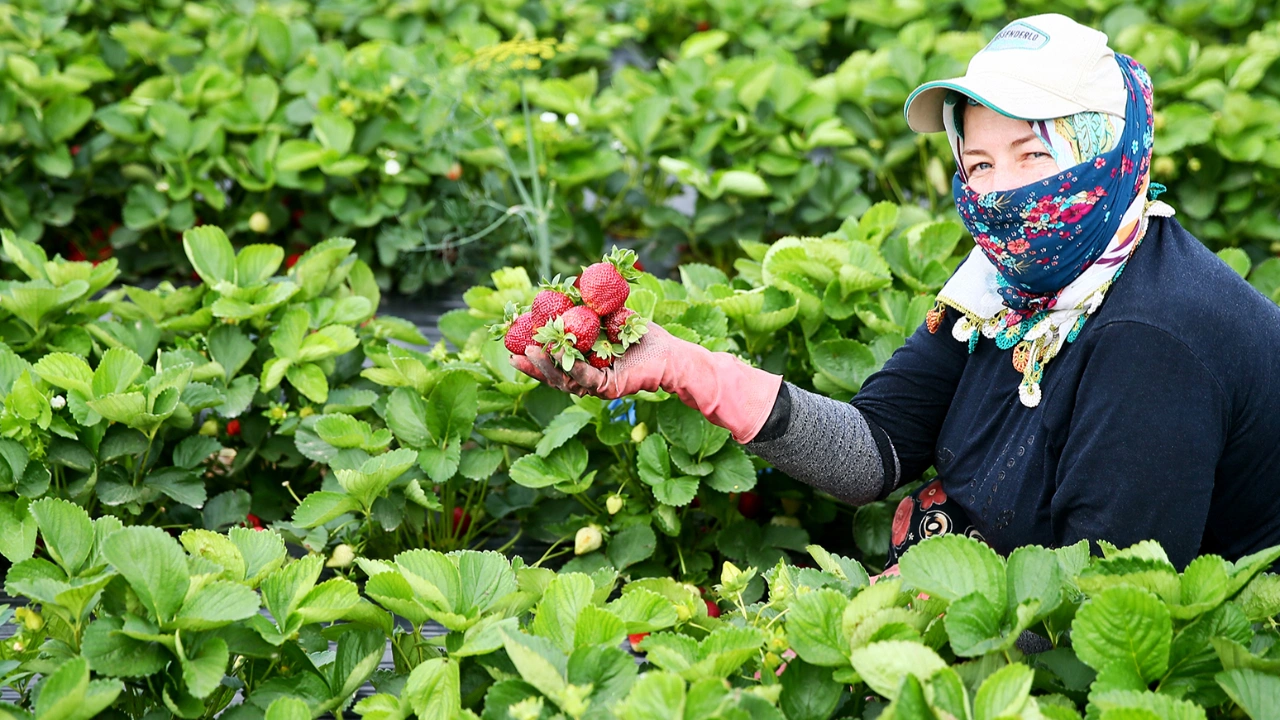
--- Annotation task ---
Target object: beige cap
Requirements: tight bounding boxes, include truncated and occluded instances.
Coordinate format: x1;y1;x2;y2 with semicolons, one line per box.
904;14;1127;133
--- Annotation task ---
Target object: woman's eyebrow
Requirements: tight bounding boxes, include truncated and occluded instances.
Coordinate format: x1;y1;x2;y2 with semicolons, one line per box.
962;148;991;157
1011;134;1043;149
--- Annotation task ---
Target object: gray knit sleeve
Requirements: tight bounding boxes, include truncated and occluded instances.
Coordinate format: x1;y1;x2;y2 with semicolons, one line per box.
743;382;902;506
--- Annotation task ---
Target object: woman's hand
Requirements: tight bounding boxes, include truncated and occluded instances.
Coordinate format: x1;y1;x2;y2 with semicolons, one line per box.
509;322;785;443
510;323;682;400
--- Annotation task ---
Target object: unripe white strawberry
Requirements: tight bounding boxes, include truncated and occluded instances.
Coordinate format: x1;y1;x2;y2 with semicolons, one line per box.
574;525;603;555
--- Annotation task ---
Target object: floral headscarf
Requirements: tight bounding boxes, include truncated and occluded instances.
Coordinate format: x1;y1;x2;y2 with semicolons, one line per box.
927;53;1173;407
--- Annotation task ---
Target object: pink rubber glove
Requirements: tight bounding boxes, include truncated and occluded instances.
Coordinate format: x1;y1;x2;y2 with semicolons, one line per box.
510;323;783;443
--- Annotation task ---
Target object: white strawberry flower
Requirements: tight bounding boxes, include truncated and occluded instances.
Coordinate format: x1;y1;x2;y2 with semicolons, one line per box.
49;395;66;410
540;111;557;123
565;112;580;127
384;159;402;175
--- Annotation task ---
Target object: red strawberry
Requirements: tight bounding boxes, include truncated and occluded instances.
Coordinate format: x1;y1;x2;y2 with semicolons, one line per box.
603;307;649;348
529;290;575;326
578;263;629;315
587;337;620;368
446;162;463;181
578;247;640;315
67;246;87;262
504;313;537;355
226;419;241;436
90;227;106;243
737;491;762;519
245;513;264;531
628;632;649;652
285;253;302;269
453;507;472;534
560;306;601;353
705;598;721;618
696;20;710;31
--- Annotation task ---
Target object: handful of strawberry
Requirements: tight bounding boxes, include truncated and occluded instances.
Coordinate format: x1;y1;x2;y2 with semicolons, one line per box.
494;248;650;371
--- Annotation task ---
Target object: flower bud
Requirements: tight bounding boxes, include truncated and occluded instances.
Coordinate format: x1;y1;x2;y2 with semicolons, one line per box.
15;607;42;631
574;525;603;555
721;561;743;587
326;543;356;568
49;395;66;410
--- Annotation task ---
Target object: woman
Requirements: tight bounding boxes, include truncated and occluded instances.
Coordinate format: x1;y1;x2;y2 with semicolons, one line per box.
513;14;1280;572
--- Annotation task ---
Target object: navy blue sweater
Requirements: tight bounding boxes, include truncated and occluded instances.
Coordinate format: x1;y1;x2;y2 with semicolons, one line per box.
849;217;1280;569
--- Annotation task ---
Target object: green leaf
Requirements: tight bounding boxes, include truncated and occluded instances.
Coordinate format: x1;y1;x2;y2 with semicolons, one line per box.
173;580;260;631
811;338;879;393
1007;545;1063;618
33;353;94;397
102;526;190;625
173;436;222;469
899;534;1007;608
30;497;93;576
1072;586;1172;683
510;441;588;489
945;591;1011;657
780;658;844;720
973;661;1034;720
403;657;462;719
92;347;145;399
297;325;359;362
313;112;355;155
315;413;374;449
501;630;568;701
1216;668;1280;720
786;587;851;666
236;244;284;286
206;325;255;382
286;363;329;403
335;448;418;509
276;139;327;172
82;617;169;678
849;640;947;702
264;697;311;720
328;628;386;707
607;524;656;570
386;387;430;448
0;498;37;563
705;444;755;493
427;372;479;443
293;491;359;528
1088;690;1206;720
615;671;684;720
608;587;680;634
180;636;229;699
44;96;95;144
530;573;595;652
36;656;122;720
183;226;237;286
536;405;594;457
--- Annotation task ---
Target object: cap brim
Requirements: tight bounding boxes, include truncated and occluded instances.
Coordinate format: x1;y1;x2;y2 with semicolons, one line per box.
904;74;1091;133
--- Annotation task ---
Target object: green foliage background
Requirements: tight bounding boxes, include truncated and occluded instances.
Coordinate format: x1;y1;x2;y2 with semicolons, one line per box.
3;0;1280;293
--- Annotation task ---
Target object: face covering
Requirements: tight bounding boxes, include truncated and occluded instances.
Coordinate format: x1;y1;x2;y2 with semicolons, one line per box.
943;53;1155;312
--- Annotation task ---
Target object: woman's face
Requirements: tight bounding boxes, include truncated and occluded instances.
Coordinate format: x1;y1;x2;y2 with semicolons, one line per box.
960;103;1060;194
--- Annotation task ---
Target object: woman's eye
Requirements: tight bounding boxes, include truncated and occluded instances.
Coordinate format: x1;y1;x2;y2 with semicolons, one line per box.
1027;152;1051;160
969;162;993;174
